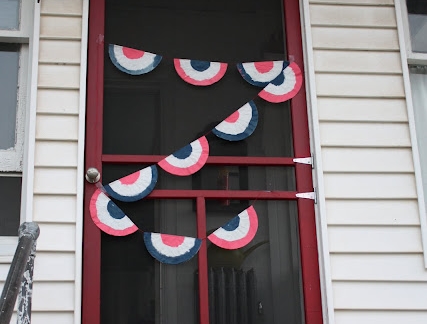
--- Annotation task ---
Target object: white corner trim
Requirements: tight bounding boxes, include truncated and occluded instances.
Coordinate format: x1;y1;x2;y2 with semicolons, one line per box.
300;0;335;322
75;0;90;323
394;0;427;268
21;1;40;224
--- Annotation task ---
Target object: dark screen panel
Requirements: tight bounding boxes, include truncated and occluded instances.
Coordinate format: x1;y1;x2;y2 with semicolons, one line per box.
0;176;22;236
103;0;293;157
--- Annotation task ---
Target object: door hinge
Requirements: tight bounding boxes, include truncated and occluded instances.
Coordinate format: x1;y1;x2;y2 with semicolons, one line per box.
293;154;314;168
296;189;317;204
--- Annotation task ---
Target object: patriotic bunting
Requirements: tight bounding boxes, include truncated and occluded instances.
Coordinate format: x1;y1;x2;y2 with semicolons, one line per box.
207;206;258;250
174;59;228;86
103;165;158;202
143;232;202;264
158;136;209;176
94;44;307;265
237;61;287;87
108;44;162;75
89;189;138;236
258;62;303;103
212;101;258;141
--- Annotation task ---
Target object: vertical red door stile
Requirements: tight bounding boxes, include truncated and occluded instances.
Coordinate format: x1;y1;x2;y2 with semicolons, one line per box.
196;197;210;324
283;0;323;323
82;0;105;322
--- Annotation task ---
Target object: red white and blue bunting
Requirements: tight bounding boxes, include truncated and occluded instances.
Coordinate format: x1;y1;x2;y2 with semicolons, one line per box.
237;61;287;87
108;44;302;104
89;44;309;264
212;101;258;141
158;136;210;176
174;59;228;86
207;206;258;250
103;165;158;202
108;44;162;75
143;232;202;264
258;62;303;103
90;189;138;236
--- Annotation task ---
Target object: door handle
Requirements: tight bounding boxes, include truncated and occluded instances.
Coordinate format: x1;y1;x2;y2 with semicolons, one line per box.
85;167;100;184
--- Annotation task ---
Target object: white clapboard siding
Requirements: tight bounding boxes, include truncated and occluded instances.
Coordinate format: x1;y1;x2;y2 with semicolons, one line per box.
35;115;79;141
39;40;81;64
330;254;427;281
11;312;74;324
38;64;80;89
319;122;411;147
40;16;82;39
311;27;399;50
0;282;74;311
326;199;420;225
310;5;396;27
24;0;84;322
333;282;427;310
35;141;78;167
307;0;427;321
313;50;402;74
317;98;408;122
35;223;76;252
334;310;427;324
316;74;405;97
328;226;423;253
324;173;417;199
41;0;83;16
37;89;80;115
33;168;78;195
33;194;77;223
33;252;76;281
322;147;414;173
0;252;74;281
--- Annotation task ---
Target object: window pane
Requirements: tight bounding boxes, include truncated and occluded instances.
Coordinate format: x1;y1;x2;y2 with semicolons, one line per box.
206;200;303;324
101;197;199;324
0;0;20;30
407;0;427;53
0;176;22;236
0;44;19;150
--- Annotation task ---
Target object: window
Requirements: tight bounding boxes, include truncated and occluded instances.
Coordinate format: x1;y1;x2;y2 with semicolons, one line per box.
0;0;33;244
83;0;323;323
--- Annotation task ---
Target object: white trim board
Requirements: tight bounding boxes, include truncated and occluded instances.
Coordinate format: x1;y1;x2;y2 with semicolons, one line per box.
395;0;427;268
74;0;89;323
300;0;335;323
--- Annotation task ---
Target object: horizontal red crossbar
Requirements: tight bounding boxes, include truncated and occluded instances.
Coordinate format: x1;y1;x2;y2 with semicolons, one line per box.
102;154;296;166
143;189;298;199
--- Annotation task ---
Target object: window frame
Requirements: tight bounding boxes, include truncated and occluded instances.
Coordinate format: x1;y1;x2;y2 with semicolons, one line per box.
0;0;34;253
0;0;32;171
83;0;324;322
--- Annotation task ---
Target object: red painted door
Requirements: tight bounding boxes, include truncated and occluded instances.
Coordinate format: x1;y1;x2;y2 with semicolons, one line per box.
83;0;323;323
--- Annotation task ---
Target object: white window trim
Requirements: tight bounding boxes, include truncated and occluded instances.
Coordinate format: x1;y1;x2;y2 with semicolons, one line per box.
396;0;427;268
0;0;36;255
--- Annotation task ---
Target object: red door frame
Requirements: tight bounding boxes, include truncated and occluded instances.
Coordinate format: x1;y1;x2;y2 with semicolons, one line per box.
82;0;323;323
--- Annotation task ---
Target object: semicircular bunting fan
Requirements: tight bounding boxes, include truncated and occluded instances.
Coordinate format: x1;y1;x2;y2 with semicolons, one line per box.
109;44;162;75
